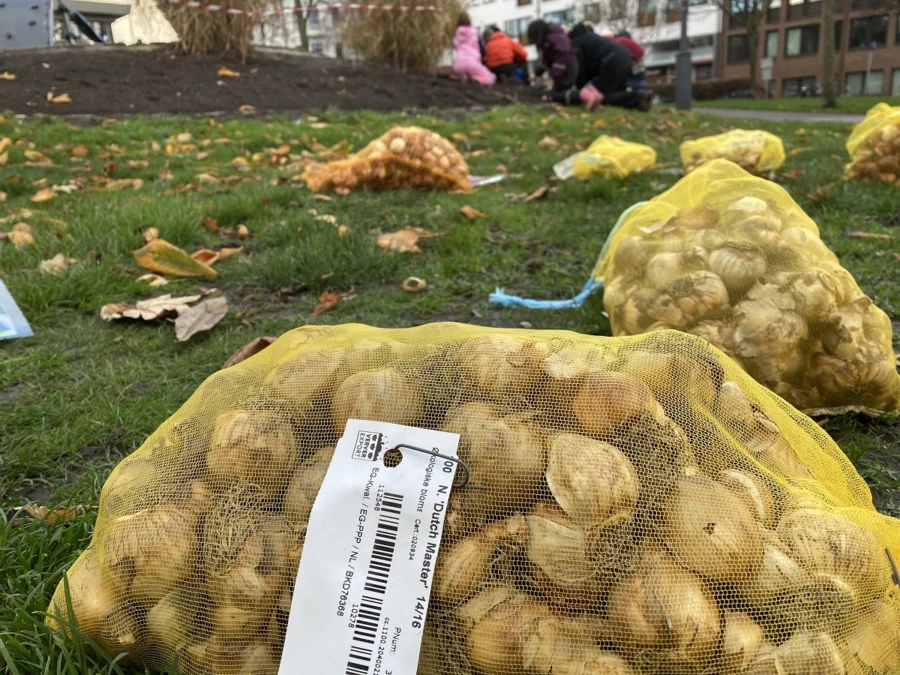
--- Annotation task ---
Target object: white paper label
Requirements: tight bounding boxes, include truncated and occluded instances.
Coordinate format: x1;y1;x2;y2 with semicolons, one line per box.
278;420;460;675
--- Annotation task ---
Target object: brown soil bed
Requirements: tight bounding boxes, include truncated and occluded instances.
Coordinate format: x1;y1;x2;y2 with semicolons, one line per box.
0;45;538;116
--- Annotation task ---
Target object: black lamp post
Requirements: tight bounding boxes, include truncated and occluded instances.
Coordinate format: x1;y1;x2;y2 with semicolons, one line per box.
675;0;691;110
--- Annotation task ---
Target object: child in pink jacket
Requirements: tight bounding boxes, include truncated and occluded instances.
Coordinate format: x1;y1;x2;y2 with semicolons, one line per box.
452;12;497;86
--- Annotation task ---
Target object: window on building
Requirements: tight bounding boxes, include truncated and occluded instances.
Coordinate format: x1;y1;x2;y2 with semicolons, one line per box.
897;14;900;44
787;0;821;20
834;19;842;49
727;34;750;62
609;0;627;18
694;64;713;80
311;42;324;53
785;25;818;56
894;68;900;96
849;15;888;49
852;0;890;10
782;75;816;95
517;0;532;6
846;70;884;94
308;9;319;24
729;0;746;27
503;17;530;40
766;0;781;22
638;0;658;25
764;78;776;96
583;2;602;21
544;8;575;24
765;29;778;56
690;35;714;47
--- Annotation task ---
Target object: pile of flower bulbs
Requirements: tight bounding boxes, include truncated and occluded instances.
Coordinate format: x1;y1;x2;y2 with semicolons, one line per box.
47;325;900;675
302;126;471;192
680;130;785;175
844;120;900;184
601;186;899;413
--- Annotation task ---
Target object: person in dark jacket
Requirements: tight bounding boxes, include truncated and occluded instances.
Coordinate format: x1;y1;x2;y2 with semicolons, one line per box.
613;29;648;90
526;20;578;100
567;22;652;111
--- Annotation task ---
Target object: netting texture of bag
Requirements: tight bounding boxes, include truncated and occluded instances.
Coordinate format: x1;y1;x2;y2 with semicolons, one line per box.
302;126;472;193
47;321;900;675
572;136;657;181
844;103;900;184
680;130;786;175
594;159;900;414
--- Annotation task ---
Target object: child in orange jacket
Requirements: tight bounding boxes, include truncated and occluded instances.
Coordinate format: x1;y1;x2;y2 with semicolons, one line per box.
482;26;528;81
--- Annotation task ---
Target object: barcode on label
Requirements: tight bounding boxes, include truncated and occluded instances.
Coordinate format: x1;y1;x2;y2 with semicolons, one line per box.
345;492;404;675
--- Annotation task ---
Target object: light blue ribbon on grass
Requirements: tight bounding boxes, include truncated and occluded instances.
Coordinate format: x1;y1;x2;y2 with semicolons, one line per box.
489;201;649;311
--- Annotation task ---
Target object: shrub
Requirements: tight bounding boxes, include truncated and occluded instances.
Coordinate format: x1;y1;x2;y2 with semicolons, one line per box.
343;0;462;74
650;78;757;101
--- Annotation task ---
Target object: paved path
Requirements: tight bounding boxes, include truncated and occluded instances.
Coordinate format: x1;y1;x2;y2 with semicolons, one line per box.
693;107;864;124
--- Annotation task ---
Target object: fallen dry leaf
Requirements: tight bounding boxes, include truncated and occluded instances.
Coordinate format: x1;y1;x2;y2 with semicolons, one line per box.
71;145;89;157
143;227;160;243
0;72;15;81
175;132;192;143
39;253;67;275
237;225;251;239
30;187;55;203
100;293;203;321
197;172;219;184
892;252;900;262
175;296;228;342
25;150;51;164
314;194;333;202
238;104;256;113
537;136;559;149
313;289;355;316
15;504;89;525
451;132;469;143
0;152;7;165
400;276;428;292
137;273;168;287
218;66;240;78
376;227;445;254
0;191;6;202
0;138;11;154
507;185;551;203
202;216;219;233
460;206;484;220
133;239;218;279
844;230;891;240
222;336;276;369
190;246;242;265
49;93;72;104
158;169;173;181
5;223;34;248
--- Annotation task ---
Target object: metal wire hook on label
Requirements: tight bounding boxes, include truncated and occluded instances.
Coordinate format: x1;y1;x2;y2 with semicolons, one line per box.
390;444;470;489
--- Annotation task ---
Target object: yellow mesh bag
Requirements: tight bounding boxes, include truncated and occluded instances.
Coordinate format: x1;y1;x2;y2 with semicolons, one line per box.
844;103;900;184
572;136;657;180
595;159;900;414
47;321;900;675
302;126;471;192
680;129;786;174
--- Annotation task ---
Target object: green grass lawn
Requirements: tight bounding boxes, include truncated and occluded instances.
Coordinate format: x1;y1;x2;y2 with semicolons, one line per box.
1;105;900;674
699;95;900;115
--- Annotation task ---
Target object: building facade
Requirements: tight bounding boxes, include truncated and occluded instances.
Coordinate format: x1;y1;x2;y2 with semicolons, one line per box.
720;0;900;96
254;3;344;56
467;0;724;82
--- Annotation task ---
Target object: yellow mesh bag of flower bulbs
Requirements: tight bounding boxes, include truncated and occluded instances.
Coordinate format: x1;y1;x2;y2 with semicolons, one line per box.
302;126;472;193
594;159;900;415
680;129;786;174
46;321;900;675
844;103;900;184
571;136;657;180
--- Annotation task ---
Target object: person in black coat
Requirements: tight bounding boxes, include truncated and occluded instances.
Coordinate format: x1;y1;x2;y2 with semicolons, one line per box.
567;23;652;111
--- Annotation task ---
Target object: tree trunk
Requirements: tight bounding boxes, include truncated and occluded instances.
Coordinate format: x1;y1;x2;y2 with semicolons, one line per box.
822;0;837;107
746;23;759;97
294;0;309;51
